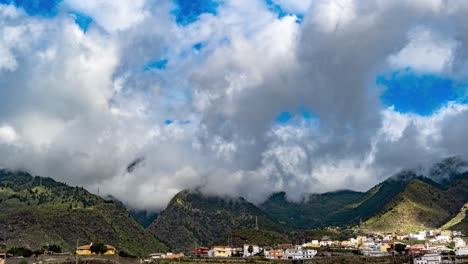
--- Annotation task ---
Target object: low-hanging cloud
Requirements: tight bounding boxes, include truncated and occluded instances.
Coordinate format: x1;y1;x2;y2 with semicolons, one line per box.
1;0;468;210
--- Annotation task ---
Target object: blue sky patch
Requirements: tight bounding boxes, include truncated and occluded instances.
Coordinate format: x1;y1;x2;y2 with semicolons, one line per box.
377;69;467;116
172;0;219;26
275;108;320;127
144;58;169;71
265;0;303;23
193;42;204;51
70;12;92;32
276;111;293;123
0;0;62;17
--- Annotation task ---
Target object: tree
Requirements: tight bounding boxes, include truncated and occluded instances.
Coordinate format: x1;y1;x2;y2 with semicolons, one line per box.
48;244;61;253
395;243;406;253
33;249;43;257
90;243;108;254
247;245;253;256
8;246;33;258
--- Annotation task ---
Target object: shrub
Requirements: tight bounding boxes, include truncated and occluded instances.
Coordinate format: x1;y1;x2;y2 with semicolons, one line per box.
90;243;108;254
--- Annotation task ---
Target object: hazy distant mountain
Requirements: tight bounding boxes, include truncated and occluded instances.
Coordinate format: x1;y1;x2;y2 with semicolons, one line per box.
129;209;159;228
0;170;167;256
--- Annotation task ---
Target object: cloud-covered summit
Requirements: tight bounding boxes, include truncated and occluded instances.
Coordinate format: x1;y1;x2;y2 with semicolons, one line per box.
1;0;468;210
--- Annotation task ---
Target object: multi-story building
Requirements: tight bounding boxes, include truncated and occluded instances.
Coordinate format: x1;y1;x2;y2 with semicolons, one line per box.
284;247;317;260
414;253;441;264
208;246;233;257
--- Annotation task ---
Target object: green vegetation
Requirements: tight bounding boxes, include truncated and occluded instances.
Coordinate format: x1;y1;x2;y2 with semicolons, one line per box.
394;243;406;253
362;173;468;232
147;190;293;254
441;203;467;230
0;170;167;256
261;169;468;234
128;210;158;228
90;243;108;254
225;229;289;247
260;190;364;228
7;246;33;257
448;207;468;235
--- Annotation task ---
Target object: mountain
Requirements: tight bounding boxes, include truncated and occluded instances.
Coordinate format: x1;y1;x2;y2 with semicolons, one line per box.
260;190;365;228
261;159;468;233
440;203;468;234
146;190;292;254
0;170;167;256
129;210;159;228
260;171;418;229
361;175;467;232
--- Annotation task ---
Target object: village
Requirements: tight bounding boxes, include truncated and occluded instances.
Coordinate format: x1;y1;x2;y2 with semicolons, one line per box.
1;229;467;264
145;229;468;263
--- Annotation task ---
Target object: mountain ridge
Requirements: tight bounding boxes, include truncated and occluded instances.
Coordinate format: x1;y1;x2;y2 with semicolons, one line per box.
0;169;167;256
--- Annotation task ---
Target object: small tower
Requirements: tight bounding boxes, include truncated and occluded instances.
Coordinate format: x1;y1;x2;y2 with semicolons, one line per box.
255;216;259;231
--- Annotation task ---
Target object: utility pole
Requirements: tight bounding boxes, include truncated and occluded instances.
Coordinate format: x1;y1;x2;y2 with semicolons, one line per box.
3;230;6;264
75;240;78;264
255;216;259;231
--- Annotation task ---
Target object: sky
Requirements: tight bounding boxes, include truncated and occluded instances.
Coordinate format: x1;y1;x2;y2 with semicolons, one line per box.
1;0;468;210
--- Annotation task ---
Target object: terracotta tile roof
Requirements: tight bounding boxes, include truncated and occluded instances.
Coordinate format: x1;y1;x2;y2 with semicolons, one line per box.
78;245;91;250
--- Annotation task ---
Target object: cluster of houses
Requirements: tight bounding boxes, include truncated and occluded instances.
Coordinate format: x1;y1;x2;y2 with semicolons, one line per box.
77;229;466;263
141;229;466;263
193;244;318;260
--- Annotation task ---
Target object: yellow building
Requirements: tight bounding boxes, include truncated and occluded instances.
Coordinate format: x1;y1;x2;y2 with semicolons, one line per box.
209;246;232;257
303;242;320;248
441;230;452;237
76;244;117;255
380;244;391;252
341;241;353;247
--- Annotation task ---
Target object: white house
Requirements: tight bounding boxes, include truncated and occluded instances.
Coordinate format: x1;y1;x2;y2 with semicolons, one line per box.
414;253;441;264
435;235;450;242
454;237;466;248
242;244;259;257
302;249;317;259
283;248;317;260
319;240;333;247
410;231;427;241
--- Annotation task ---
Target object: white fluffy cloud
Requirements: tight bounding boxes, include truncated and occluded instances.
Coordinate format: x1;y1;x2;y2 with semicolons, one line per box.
388;27;458;73
64;0;148;32
1;0;468;210
0;125;17;144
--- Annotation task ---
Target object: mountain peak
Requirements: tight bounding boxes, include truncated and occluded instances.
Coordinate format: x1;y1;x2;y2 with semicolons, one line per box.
429;156;468;183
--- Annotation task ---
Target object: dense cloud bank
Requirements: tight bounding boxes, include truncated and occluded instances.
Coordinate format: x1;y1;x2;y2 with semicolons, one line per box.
1;0;468;210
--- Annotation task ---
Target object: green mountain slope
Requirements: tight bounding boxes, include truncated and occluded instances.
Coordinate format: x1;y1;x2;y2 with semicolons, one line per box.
260;167;468;233
260;171;418;229
260;190;364;228
361;172;468;232
146;190;292;253
441;203;468;234
0;170;167;256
